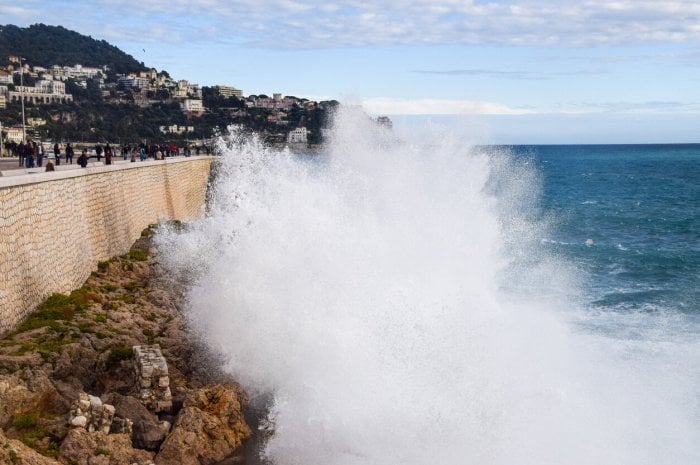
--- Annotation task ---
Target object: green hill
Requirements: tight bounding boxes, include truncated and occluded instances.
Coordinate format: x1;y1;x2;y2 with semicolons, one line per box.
0;24;146;74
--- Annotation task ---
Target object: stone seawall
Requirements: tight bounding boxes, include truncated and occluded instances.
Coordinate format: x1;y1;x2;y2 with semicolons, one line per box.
0;157;214;334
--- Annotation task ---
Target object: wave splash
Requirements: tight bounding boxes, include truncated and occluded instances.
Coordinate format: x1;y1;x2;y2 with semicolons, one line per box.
157;108;700;465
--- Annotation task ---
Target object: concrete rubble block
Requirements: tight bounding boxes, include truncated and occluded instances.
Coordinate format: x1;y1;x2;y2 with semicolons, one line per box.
133;344;173;413
67;391;118;435
69;415;87;427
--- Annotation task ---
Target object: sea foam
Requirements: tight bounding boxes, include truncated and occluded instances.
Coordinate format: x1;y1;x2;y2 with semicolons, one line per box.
157;107;700;465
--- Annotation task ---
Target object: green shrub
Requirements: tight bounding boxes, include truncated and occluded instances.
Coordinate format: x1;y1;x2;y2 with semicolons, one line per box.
101;284;117;292
12;413;38;429
94;313;108;323
106;346;133;370
115;294;136;305
95;447;111;456
142;328;155;343
123;281;141;292
97;260;112;272
128;249;149;261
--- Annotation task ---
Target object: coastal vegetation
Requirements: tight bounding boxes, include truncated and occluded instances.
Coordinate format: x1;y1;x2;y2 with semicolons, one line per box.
0;228;251;464
0;23;339;145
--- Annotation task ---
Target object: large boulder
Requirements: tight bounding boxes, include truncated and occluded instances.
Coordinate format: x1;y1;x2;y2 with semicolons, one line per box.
59;428;154;465
0;371;70;429
155;384;251;465
103;393;168;450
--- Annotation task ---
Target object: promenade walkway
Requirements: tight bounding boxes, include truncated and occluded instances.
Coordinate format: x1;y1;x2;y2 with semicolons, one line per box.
0;156;193;177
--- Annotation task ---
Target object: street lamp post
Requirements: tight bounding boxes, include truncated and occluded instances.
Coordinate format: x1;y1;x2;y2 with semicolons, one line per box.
19;56;26;143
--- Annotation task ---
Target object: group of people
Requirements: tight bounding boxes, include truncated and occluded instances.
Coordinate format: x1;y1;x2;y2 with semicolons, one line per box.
118;143;204;162
14;140;48;168
2;140;212;171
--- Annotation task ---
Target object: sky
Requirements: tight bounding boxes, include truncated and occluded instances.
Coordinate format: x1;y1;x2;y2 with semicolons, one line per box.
2;0;700;143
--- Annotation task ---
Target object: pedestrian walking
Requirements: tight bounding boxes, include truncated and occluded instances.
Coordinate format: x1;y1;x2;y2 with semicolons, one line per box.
54;142;61;166
37;142;44;167
66;143;74;164
104;143;113;165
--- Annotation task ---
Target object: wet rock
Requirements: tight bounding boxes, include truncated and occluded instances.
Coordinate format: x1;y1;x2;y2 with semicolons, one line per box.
155;384;251;465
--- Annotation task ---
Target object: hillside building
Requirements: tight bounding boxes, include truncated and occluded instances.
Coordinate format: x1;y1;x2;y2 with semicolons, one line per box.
6;80;73;104
287;127;308;144
216;85;243;98
181;99;204;115
4;126;25;143
159;124;195;135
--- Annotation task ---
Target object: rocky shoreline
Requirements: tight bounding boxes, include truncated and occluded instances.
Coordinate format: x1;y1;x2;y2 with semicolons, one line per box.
0;227;251;465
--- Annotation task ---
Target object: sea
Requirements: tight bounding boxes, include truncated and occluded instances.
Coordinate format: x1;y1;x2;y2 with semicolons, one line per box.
157;110;700;465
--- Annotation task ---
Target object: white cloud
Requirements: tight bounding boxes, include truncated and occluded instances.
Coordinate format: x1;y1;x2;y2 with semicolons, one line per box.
5;1;700;49
362;97;533;115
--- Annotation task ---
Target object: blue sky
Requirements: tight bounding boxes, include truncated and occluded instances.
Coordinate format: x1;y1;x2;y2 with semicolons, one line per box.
2;0;700;143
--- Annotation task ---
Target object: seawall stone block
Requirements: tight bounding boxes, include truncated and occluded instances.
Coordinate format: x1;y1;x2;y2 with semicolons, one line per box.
0;157;213;334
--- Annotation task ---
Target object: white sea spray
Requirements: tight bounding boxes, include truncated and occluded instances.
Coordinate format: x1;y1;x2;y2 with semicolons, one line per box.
156;107;700;465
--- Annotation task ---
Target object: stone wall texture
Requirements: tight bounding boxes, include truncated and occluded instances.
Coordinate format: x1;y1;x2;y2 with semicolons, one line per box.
0;157;213;334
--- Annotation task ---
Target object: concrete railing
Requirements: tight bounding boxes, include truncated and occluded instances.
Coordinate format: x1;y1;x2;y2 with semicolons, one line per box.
0;156;214;334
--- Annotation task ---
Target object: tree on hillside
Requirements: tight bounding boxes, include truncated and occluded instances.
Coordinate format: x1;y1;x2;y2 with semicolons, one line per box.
0;24;145;74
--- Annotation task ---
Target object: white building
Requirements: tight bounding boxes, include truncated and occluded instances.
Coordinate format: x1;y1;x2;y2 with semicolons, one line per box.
159;124;195;134
0;71;12;84
287;127;308;144
60;64;104;81
216;85;243;98
120;76;150;89
181;99;204;114
5;127;25;143
8;81;73;104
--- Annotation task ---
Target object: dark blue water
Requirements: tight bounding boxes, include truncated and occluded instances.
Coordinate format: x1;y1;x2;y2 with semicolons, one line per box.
514;144;699;320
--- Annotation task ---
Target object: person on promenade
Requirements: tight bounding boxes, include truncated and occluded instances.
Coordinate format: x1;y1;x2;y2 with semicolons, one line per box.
104;143;113;165
139;146;147;161
66;143;74;164
78;149;88;168
18;141;25;166
25;140;35;168
37;142;44;167
122;144;130;161
95;144;103;162
45;160;55;172
54;142;61;166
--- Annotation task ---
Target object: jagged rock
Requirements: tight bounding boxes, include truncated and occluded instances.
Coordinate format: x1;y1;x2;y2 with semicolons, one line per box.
0;371;69;429
103;393;165;450
109;416;133;436
0;428;60;465
155;384;251;465
59;428;154;465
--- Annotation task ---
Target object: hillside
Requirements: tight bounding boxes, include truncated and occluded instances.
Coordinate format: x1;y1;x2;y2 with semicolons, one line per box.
0;24;146;74
0;24;339;147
